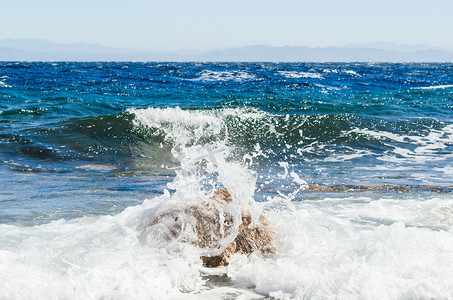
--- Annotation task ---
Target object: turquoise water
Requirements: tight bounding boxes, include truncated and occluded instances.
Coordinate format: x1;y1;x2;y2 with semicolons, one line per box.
0;62;453;299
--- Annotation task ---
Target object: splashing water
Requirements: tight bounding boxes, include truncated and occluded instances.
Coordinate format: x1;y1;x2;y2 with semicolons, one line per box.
1;62;453;299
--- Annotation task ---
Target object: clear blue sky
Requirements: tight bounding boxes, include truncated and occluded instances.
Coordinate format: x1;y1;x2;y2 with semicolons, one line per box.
1;0;452;51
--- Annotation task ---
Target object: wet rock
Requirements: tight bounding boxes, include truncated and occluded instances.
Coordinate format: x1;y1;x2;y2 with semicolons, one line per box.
201;204;275;267
145;189;276;267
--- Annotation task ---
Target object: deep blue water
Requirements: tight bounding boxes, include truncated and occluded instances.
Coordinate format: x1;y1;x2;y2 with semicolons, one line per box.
1;62;452;224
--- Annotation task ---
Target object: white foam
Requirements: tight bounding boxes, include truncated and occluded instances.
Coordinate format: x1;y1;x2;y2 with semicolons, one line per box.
128;106;276;146
0;199;203;299
322;69;360;77
76;164;116;171
413;84;453;90
349;124;453;164
2;106;453;299
128;106;224;145
433;166;453;176
344;70;361;77
192;70;256;82
0;80;11;88
278;71;323;79
323;69;339;74
0;104;263;298
2;191;453;298
312;83;342;91
227;195;453;299
324;149;372;162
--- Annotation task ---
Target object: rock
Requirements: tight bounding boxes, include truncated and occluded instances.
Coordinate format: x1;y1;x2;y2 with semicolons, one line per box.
201;206;275;267
145;189;276;267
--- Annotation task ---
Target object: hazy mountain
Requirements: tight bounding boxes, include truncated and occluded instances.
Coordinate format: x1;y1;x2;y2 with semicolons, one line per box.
0;39;143;54
197;45;453;62
0;39;164;61
346;42;453;53
346;42;432;53
1;39;453;62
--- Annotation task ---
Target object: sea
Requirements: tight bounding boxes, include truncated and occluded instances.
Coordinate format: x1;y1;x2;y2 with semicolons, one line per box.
0;62;452;299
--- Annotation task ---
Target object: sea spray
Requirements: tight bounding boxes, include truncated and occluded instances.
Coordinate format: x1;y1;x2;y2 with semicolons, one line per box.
0;107;274;298
130;107;266;258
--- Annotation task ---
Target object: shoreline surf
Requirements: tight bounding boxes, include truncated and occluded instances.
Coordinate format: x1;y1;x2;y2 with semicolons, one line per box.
1;62;452;299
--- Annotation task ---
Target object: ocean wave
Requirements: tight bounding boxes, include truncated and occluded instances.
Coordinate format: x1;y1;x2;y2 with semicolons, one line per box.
2;190;453;298
278;70;323;79
349;124;453;164
413;84;453;90
0;80;11;88
2;61;453;298
2;111;453;297
128;106;225;145
344;70;361;76
0;107;49;116
322;69;361;77
3;106;451;173
191;70;257;83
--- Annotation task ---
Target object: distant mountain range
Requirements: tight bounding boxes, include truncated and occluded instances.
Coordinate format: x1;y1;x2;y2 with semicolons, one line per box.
1;39;453;62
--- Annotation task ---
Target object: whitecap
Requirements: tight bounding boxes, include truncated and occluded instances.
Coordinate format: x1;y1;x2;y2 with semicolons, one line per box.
278;71;323;79
344;70;361;77
192;70;256;83
0;80;11;88
349;124;453;164
413;84;453;90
